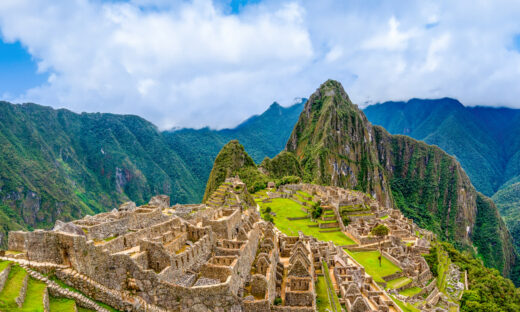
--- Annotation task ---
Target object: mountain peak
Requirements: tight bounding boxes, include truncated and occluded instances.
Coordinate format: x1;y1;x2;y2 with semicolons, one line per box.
202;140;256;201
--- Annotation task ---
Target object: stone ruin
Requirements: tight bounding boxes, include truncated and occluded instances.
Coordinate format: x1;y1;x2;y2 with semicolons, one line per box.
3;179;452;312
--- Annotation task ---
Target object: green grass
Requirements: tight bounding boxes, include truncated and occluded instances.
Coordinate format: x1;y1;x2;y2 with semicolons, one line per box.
344;250;401;283
0;265;28;310
49;296;77;312
103;235;118;242
322;261;342;311
389;295;421;312
400;287;422;297
0;260;11;272
380;215;389;220
257;198;355;245
386;276;412;289
316;276;333;312
78;307;96;312
50;277;120;312
21;278;47;311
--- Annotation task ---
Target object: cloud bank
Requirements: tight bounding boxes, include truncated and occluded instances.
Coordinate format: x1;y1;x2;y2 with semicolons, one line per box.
1;0;520;129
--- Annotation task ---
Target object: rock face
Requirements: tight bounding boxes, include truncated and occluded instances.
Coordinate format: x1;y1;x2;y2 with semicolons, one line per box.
53;220;86;237
286;80;393;208
285;80;518;281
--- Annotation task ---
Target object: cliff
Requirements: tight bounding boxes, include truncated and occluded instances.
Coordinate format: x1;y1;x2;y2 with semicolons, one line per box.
284;80;518;281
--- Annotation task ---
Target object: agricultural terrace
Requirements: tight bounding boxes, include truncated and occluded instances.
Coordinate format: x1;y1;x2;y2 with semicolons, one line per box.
344;250;401;284
253;190;356;246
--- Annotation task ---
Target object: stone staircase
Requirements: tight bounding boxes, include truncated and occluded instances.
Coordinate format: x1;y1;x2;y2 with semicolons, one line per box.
57;267;168;312
1;256;168;312
19;263;111;312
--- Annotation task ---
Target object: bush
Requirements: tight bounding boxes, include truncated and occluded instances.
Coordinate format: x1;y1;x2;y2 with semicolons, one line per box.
264;206;272;214
311;206;323;219
274;297;282;305
342;215;351;226
263;214;274;224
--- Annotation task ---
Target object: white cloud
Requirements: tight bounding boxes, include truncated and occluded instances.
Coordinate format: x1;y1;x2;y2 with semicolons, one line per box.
0;0;520;128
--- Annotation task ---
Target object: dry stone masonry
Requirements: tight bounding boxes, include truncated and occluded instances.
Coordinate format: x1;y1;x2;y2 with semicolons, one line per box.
2;179;457;311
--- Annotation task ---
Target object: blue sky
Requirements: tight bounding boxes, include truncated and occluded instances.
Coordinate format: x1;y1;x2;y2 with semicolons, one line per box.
0;41;48;97
0;0;520;129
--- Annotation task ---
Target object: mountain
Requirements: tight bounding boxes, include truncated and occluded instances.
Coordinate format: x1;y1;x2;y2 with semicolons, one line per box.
363;98;520;196
206;80;520;283
164;99;305;201
0;100;304;247
0;101;201;245
364;99;520;252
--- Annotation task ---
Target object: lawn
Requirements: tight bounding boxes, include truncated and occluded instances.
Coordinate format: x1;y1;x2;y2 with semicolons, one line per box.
315;276;333;312
0;265;28;310
21;278;47;311
0;260;11;272
344;250;401;283
400;287;422;297
386;276;411;289
49;297;77;312
389;295;421;312
257;198;356;246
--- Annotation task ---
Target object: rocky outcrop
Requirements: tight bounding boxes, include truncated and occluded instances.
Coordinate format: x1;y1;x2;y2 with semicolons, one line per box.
53;220;86;237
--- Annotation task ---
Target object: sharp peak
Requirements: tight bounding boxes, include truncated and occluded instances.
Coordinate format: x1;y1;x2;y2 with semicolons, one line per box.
311;79;352;103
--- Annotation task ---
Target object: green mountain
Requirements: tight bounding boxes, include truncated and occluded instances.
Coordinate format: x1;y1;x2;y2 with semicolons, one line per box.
164;100;305;200
363;99;520;252
0;100;303;246
0;101;200;245
206;80;520;283
364;98;520;197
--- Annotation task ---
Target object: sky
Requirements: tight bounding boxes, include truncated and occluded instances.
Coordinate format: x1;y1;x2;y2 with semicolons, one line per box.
0;0;520;129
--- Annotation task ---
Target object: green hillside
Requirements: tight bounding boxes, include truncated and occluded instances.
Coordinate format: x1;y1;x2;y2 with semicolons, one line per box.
0;100;304;247
364;99;520;252
205;80;520;284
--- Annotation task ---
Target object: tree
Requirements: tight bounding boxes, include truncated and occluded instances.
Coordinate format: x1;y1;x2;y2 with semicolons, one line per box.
371;224;389;266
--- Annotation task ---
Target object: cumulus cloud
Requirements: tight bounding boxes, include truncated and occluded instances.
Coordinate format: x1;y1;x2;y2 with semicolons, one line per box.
0;0;520;128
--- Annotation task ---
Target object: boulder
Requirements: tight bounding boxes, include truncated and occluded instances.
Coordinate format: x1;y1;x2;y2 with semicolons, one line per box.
119;201;137;212
149;195;170;209
53;220;86;236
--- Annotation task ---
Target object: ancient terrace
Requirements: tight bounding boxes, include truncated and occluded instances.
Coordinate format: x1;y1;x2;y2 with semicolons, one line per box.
0;178;463;311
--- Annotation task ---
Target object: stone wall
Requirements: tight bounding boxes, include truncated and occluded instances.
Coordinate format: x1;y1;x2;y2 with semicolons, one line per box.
83;208;168;241
15;274;28;307
203;208;242;239
0;262;12;292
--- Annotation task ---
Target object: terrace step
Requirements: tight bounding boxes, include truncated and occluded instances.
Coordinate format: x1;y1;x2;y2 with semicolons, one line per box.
0;264;28;310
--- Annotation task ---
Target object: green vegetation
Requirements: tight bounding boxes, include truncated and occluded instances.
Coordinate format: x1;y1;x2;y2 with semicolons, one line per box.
21;278;46;311
322;261;341;311
0;99;304;247
315;276;333;312
49;276;120;312
255;197;355;246
493;182;520;252
389;295;421;312
0;260;11;272
0;265;27;310
400;287;422;297
365;99;520;267
49;297;77;311
344;250;401;283
430;242;520;312
386;276;412;289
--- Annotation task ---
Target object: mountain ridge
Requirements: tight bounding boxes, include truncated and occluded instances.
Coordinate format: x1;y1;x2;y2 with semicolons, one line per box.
205;80;520;283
